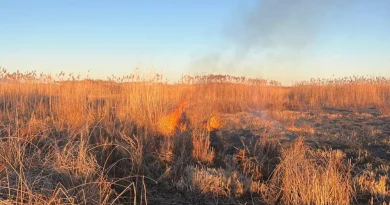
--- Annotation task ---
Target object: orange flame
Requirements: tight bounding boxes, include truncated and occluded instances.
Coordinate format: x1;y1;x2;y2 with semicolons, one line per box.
204;115;223;132
157;99;188;136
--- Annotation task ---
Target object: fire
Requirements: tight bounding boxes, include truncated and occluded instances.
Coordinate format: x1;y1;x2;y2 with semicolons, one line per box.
204;115;223;132
157;99;188;136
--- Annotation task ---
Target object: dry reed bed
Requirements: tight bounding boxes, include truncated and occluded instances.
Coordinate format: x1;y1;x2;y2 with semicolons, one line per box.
0;70;389;204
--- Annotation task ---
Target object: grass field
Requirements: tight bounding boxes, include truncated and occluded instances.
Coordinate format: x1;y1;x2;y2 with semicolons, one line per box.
0;69;389;204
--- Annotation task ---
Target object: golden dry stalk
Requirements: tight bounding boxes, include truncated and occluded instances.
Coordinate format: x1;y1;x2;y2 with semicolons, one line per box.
192;131;215;163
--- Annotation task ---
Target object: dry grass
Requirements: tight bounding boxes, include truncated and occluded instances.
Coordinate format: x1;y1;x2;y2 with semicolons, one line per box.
176;165;251;198
354;165;390;201
191;130;215;163
285;124;315;134
263;138;354;205
358;173;388;197
0;69;389;204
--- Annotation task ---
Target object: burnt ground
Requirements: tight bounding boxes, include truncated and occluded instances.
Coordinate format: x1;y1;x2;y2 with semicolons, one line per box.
210;106;390;204
146;106;389;204
219;107;390;166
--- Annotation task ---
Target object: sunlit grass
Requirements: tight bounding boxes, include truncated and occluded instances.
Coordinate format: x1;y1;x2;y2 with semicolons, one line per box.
0;69;389;204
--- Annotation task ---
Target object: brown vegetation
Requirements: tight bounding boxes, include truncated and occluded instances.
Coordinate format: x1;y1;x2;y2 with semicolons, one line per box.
0;69;389;204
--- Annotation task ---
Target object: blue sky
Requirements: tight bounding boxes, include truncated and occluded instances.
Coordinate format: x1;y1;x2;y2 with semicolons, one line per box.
1;0;389;84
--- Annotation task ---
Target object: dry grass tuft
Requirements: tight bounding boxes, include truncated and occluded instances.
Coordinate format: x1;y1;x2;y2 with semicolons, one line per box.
191;130;215;163
234;149;262;181
263;138;354;205
357;171;389;199
49;137;98;178
285;124;315;134
176;165;255;198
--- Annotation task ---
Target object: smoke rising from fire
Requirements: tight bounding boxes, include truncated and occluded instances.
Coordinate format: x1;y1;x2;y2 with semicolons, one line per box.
189;0;353;84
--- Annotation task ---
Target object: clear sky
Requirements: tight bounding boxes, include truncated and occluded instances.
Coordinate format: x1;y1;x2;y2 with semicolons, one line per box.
1;0;389;84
